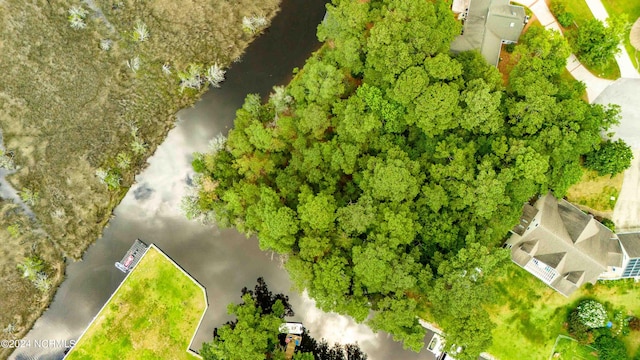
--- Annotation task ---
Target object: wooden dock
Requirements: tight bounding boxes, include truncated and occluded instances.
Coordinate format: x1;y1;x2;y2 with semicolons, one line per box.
115;239;148;273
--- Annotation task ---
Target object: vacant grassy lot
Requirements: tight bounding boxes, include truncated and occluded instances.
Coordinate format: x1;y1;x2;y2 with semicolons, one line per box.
552;0;621;79
487;265;640;359
0;0;279;353
566;168;624;214
601;0;640;69
65;247;206;360
551;335;598;360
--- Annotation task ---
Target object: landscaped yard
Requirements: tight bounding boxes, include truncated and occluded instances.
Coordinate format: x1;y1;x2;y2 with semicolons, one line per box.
552;0;621;79
550;335;598;360
486;265;640;359
600;0;640;69
65;247;206;360
566;168;624;214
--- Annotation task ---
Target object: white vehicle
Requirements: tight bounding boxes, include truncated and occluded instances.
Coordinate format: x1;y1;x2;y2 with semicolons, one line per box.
427;334;445;358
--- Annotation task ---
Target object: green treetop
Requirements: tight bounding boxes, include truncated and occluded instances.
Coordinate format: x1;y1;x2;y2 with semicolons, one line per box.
190;0;620;357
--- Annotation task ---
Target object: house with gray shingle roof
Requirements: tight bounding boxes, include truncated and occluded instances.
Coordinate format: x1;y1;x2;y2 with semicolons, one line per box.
506;193;640;297
450;0;527;66
617;233;640;278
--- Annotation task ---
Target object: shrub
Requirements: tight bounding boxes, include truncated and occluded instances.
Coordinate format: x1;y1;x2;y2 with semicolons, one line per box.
600;218;615;232
505;43;516;53
7;223;21;238
585;139;633;176
550;0;566;17
557;12;575;27
17;256;45;281
568;309;592;342
132;21;149;42
20;188;39;206
630;317;640;331
67;6;88;30
550;1;574;27
116;152;131;170
594;334;629;360
576;300;608;329
573;18;625;68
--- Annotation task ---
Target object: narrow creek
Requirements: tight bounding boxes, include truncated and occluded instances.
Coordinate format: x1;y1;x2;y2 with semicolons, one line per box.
10;1;435;359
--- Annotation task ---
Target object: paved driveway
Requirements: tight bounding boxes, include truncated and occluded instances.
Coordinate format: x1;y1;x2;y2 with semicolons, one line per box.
595;79;640;230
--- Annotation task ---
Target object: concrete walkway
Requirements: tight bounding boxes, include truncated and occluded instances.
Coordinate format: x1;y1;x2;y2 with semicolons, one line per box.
517;0;614;102
566;54;614;101
584;0;640;79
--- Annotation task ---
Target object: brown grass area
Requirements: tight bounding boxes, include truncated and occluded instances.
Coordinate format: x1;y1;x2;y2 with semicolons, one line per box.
0;0;280;357
0;201;64;360
566;169;624;214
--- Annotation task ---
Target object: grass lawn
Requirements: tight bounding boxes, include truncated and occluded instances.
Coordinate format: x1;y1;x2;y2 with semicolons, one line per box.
65;247;206;360
566;168;624;214
550;335;598;360
486;265;640;359
554;0;621;79
600;0;640;70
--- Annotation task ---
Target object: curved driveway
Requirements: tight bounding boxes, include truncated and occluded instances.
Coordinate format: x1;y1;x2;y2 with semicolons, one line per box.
594;79;640;230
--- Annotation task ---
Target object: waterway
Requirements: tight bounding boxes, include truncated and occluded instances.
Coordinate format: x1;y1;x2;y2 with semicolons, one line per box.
10;1;435;359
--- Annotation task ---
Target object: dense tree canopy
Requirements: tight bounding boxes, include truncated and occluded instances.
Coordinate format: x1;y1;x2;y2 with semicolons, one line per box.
201;292;286;360
570;17;627;68
190;0;619;357
585;139;633;176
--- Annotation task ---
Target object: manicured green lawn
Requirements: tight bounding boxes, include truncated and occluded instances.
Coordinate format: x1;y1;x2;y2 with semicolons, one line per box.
562;0;594;25
555;0;621;79
601;0;640;69
551;335;598;360
486;265;640;359
66;247;206;360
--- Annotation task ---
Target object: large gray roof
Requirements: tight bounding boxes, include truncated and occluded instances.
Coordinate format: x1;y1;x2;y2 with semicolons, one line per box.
618;232;640;258
450;0;526;66
506;193;622;297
